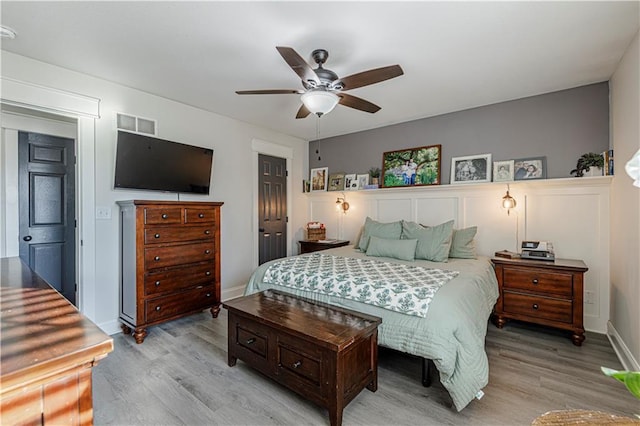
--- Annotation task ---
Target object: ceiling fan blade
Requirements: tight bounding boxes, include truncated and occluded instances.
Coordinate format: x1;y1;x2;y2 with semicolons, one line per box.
335;65;404;91
236;89;304;95
296;104;311;119
337;93;381;113
276;46;320;85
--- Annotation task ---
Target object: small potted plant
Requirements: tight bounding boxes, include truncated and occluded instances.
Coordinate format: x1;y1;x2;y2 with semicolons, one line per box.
570;152;605;177
369;167;381;186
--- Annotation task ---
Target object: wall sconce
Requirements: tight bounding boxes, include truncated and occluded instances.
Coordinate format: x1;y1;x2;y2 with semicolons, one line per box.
336;194;350;214
502;185;516;215
626;148;640;188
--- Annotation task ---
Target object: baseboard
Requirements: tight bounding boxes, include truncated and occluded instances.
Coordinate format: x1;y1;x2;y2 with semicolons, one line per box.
222;283;246;301
607;320;640;371
98;319;122;336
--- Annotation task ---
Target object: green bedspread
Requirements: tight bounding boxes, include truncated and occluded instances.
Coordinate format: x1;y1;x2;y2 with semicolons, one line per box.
244;245;499;412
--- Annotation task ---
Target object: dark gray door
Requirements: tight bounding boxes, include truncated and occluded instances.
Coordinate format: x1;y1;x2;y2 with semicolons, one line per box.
258;154;287;265
19;131;76;305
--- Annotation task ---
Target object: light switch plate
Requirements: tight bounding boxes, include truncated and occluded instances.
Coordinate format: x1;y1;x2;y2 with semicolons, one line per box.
96;206;111;220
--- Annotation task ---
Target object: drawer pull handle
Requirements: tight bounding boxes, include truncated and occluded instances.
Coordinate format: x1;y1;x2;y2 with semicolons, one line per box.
155;306;161;311
205;271;211;276
532;279;539;285
293;361;302;369
154;256;160;261
199;213;205;218
204;230;211;235
205;249;211;255
154;233;160;239
206;293;211;297
246;338;256;345
532;304;539;310
155;281;160;287
161;214;168;219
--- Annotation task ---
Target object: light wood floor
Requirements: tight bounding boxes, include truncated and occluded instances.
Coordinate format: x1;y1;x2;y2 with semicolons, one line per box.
93;309;638;425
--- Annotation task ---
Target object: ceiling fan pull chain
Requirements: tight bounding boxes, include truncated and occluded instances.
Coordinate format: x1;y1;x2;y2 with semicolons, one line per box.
316;116;321;161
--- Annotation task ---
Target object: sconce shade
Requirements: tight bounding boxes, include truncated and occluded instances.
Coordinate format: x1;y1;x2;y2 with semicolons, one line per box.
502;189;516;214
301;90;339;116
625;148;640;188
336;197;349;214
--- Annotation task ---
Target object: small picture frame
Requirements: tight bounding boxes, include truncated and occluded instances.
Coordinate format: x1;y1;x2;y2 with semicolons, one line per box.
514;157;546;180
310;167;328;192
357;174;369;189
451;153;492;184
328;173;345;191
493;160;515;182
344;173;358;190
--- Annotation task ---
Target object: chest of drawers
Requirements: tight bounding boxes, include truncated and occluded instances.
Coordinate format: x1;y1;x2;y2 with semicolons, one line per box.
118;200;223;343
492;257;588;346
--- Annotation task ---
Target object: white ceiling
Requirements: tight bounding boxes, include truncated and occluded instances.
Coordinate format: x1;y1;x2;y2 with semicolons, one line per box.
1;1;638;141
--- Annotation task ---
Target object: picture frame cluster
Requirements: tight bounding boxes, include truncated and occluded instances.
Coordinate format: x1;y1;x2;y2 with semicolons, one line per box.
451;155;547;184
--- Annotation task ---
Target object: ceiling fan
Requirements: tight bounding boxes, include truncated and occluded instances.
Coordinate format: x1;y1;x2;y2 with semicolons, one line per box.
236;46;404;119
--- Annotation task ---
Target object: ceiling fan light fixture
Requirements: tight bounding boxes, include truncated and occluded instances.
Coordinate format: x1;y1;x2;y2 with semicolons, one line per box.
301;90;339;117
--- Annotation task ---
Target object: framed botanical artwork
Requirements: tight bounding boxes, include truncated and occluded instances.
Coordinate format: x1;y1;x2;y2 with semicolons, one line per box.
310;167;328;192
493;160;515;182
344;173;358;190
514;156;546;180
451;153;492;184
357;174;369;189
328;173;345;191
381;144;441;188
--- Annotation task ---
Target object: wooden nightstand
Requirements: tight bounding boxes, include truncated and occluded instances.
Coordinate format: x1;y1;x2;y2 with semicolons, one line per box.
491;257;588;346
299;239;350;254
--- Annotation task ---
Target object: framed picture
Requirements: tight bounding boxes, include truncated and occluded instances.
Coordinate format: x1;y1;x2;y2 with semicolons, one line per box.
328;173;345;191
514;157;546;180
382;144;441;188
357;174;369;189
493;160;515;182
310;167;328;192
344;173;358;190
451;153;492;184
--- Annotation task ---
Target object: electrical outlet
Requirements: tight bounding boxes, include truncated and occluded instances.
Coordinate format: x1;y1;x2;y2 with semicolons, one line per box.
584;291;595;305
96;206;111;220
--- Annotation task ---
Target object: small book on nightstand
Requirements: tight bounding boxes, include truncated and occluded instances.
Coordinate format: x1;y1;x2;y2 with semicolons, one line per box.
494;250;520;259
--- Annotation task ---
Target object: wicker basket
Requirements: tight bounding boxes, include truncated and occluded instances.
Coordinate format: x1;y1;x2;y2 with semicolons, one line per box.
306;228;326;241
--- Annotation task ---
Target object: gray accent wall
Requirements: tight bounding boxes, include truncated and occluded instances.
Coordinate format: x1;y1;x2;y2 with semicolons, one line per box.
309;82;610;183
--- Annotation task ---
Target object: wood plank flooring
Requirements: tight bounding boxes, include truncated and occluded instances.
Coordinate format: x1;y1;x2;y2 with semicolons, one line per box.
93;309;638;425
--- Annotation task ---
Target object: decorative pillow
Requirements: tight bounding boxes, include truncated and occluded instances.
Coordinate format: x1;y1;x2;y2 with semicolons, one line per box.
449;226;478;259
401;220;454;262
357;217;402;251
366;236;417;261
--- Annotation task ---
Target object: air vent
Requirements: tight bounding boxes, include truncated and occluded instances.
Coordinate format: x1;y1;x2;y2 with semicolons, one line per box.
116;113;157;135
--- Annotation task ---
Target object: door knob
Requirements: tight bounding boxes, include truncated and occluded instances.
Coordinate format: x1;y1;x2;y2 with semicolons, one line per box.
23;236;32;241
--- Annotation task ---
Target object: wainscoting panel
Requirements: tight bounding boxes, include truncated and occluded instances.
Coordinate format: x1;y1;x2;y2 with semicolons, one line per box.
305;177;611;332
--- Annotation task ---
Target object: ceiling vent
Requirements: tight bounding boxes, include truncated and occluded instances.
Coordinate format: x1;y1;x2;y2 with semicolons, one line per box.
116;112;156;136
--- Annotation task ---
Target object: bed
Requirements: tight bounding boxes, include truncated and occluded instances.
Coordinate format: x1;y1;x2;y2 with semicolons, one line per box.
244;220;499;411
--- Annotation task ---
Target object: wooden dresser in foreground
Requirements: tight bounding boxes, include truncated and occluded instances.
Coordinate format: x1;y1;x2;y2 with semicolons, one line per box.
1;257;113;425
117;200;223;343
224;290;381;426
492;257;588;345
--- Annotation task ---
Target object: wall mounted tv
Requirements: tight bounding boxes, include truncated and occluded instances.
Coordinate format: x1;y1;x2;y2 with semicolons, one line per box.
114;130;213;194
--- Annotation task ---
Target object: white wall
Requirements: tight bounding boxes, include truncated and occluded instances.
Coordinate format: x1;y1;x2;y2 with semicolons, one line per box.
307;177;611;333
0;51;308;334
610;30;640;370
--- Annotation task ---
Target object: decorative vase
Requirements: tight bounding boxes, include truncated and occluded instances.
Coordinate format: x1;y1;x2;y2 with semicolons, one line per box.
583;167;603;177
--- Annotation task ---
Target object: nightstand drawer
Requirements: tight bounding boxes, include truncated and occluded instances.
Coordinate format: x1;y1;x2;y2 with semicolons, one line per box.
503;292;572;323
503;267;572;297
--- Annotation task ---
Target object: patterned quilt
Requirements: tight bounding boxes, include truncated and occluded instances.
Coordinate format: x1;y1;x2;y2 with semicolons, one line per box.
263;253;459;318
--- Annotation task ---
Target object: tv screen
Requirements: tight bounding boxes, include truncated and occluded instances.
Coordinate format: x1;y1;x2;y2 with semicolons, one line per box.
114;131;213;194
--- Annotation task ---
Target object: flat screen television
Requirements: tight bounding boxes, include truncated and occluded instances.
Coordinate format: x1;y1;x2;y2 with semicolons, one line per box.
114;130;213;194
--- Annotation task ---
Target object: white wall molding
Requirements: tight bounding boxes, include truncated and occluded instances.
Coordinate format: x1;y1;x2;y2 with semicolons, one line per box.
607;321;640;371
306;177;611;333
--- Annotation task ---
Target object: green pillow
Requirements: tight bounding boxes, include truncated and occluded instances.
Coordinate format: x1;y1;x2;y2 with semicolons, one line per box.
449;227;478;259
357;217;402;251
401;220;454;262
366;236;417;261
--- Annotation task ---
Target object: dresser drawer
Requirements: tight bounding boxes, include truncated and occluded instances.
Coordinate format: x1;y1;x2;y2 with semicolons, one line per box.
145;242;214;270
144;226;214;245
144;207;182;225
503;292;572;323
278;344;321;386
185;208;215;224
145;286;215;322
144;262;214;296
236;326;268;358
503;267;572;298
